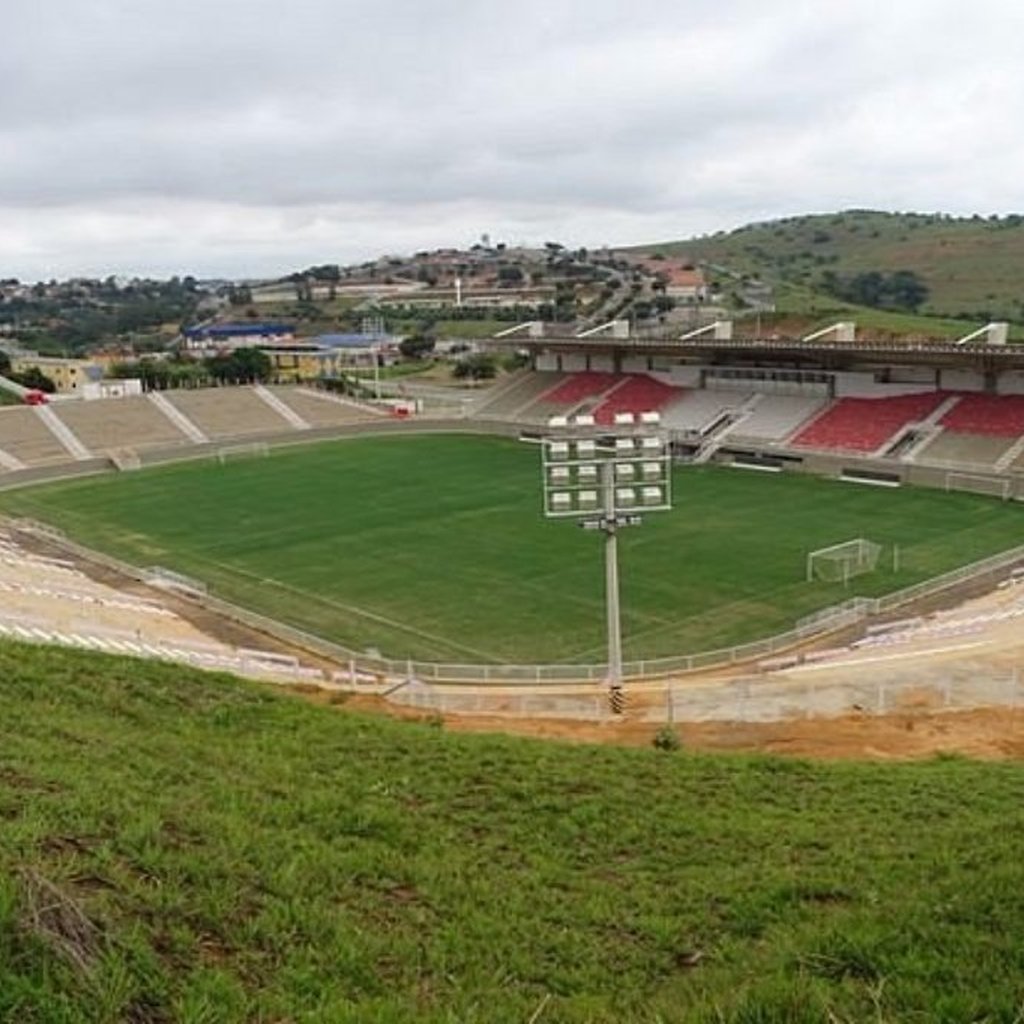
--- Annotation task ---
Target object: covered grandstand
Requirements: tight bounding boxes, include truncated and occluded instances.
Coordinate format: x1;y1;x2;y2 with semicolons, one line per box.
475;327;1024;497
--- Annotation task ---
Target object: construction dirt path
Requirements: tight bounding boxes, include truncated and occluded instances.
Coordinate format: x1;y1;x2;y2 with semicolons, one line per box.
340;694;1024;761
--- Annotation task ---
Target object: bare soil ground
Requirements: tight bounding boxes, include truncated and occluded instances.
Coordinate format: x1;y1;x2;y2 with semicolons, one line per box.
340;694;1024;761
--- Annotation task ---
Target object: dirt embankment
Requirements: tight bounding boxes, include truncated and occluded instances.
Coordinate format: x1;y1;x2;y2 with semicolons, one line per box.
336;693;1024;761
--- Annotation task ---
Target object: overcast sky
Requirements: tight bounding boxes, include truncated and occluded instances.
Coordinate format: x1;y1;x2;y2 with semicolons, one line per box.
3;0;1023;280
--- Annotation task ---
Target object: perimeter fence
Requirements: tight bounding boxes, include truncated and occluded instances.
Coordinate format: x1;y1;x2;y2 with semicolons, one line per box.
389;667;1024;724
7;516;1024;686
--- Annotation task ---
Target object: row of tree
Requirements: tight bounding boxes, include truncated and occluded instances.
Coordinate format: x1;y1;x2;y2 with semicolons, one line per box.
109;349;273;389
818;269;929;312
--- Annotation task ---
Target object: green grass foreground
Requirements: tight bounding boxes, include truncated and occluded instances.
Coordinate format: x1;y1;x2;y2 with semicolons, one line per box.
1;643;1023;1022
1;435;1021;663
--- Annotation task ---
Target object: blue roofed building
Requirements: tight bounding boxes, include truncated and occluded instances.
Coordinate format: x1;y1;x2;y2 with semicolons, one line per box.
183;322;295;352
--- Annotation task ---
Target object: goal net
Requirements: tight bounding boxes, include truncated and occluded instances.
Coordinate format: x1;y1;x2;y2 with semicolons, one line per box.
806;538;882;585
944;472;1012;501
215;442;270;465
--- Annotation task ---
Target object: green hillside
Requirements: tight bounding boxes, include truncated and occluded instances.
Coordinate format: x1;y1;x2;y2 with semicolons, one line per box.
641;209;1024;324
3;640;1024;1021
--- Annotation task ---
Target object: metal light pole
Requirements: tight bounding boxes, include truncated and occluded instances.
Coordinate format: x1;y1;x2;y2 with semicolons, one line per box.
540;412;672;711
602;459;623;689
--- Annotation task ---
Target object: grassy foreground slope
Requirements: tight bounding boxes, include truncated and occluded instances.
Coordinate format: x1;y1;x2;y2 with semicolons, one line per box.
2;642;1024;1022
2;435;1022;663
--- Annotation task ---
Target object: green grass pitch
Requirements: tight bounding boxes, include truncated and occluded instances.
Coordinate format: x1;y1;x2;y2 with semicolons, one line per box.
1;434;1021;663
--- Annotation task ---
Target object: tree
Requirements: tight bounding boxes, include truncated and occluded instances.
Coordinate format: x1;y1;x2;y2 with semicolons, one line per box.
399;334;436;360
205;347;272;384
452;353;497;380
11;366;56;393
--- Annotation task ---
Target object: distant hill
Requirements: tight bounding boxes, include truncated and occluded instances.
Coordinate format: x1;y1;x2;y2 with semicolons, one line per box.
636;210;1024;324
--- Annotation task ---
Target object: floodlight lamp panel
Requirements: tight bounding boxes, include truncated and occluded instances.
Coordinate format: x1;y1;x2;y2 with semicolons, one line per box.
575;439;597;459
548;415;569;428
578;489;600;509
616;487;637;507
577;463;598;481
641;486;663;506
574;413;596;427
640;411;660;425
614;462;636;480
549;441;570;460
613;412;635;426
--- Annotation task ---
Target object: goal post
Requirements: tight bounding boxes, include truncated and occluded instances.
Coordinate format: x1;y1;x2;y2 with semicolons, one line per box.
214;441;271;465
806;538;883;586
944;471;1012;501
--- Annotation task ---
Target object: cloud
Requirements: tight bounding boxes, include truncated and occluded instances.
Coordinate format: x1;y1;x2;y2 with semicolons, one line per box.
2;0;1023;277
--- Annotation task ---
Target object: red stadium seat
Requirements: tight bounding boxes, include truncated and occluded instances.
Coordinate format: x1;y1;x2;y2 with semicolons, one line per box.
592;376;684;424
542;372;621;405
792;393;948;453
939;394;1024;437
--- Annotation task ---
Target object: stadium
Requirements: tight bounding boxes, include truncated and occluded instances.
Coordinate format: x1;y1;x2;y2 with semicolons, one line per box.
0;320;1022;726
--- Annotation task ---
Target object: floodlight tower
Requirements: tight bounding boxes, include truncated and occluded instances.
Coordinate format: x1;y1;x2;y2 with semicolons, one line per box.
541;412;672;709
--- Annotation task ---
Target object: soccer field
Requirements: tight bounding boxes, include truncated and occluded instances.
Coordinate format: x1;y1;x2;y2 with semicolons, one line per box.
1;434;1021;663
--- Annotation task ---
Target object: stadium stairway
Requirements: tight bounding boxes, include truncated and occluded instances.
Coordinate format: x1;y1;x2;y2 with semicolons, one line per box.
35;404;91;461
254;384;310;429
149;391;208;443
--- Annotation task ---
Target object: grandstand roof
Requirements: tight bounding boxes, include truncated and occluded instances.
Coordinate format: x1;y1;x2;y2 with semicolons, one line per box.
488;333;1024;370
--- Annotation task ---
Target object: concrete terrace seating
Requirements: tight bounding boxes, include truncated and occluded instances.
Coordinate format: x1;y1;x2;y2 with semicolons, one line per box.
729;395;827;443
472;372;566;420
939;393;1024;436
915;431;1018;467
268;387;380;427
0;406;73;465
660;390;750;433
54;395;191;453
592;375;683;425
163;387;295;439
791;392;948;453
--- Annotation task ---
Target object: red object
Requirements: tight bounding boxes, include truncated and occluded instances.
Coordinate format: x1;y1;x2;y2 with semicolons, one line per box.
939;393;1024;437
23;390;47;406
542;372;621;405
793;392;948;452
592;375;683;424
391;406;410;419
